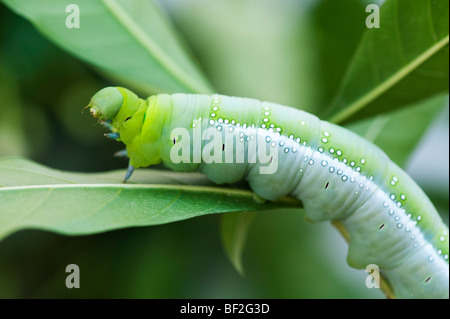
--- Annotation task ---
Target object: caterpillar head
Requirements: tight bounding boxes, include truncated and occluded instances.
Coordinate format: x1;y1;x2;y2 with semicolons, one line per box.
88;87;164;167
88;87;124;120
88;87;143;136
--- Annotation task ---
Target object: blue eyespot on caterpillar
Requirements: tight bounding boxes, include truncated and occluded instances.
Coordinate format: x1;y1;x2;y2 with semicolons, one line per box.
87;86;449;299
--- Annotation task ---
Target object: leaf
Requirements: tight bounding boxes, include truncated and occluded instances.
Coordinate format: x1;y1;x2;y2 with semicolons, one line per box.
347;93;448;167
308;0;368;112
0;63;27;157
1;0;214;94
0;157;301;242
325;0;449;124
220;211;256;276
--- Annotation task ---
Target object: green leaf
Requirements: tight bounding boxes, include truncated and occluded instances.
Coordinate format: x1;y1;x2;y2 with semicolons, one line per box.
325;0;449;124
347;94;447;167
0;63;27;157
1;0;214;94
220;211;256;276
308;0;368;112
0;157;301;242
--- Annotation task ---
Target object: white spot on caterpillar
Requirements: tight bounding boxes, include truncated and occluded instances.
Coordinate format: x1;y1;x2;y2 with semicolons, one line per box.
337;169;343;175
397;223;402;228
300;121;306;126
440;236;445;242
308;159;314;165
361;158;366;164
209;120;215;126
322;138;328;143
336;150;342;156
323;131;330;137
350;161;355;167
400;194;406;200
321;160;328;167
329;148;335;154
341;175;348;181
329;166;335;173
428;256;434;262
318;147;324;153
211;113;216;117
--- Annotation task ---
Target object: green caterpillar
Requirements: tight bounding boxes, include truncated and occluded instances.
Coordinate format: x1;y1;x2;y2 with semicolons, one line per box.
88;86;449;299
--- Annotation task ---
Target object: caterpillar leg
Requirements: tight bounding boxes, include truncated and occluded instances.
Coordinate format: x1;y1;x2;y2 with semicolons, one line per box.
100;120;113;131
123;162;134;183
105;132;120;140
114;149;128;158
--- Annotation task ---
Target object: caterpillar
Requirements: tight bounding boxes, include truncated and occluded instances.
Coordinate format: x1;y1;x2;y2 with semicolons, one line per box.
88;86;449;299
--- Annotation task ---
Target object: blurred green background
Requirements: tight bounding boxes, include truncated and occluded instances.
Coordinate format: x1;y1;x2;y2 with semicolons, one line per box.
0;0;448;298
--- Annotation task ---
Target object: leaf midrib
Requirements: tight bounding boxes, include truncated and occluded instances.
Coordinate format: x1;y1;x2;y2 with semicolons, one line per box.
0;184;303;208
330;34;449;124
